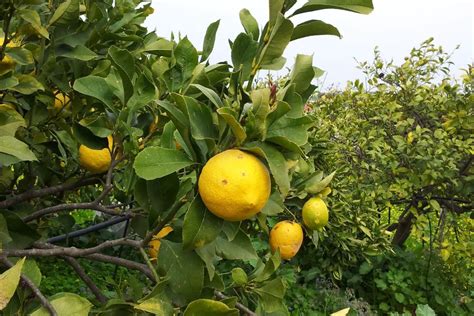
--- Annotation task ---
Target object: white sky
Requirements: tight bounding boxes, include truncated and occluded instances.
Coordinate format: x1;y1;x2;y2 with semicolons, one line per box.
145;0;474;87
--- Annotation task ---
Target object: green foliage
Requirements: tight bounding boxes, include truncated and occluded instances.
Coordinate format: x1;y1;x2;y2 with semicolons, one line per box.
0;0;377;314
345;249;472;315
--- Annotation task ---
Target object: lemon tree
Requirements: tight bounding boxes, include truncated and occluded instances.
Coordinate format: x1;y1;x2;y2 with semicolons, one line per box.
0;0;375;314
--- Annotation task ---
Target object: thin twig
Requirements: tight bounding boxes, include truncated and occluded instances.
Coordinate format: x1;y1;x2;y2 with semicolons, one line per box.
0;177;100;209
62;256;108;304
0;257;58;316
3;238;141;257
215;291;256;316
23;202;124;223
0;3;15;61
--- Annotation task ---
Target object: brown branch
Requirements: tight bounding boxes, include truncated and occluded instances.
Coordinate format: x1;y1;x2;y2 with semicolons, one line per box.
23;201;123;223
32;243;155;282
62;257;108;304
215;291;256;316
3;239;141;258
85;253;154;281
0;177;100;209
0;257;57;316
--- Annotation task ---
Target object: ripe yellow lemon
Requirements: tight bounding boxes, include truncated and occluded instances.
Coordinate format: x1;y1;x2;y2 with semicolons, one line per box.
269;221;304;260
302;197;329;230
198;149;271;221
53;90;70;110
0;37;17;72
79;135;113;174
148;226;173;259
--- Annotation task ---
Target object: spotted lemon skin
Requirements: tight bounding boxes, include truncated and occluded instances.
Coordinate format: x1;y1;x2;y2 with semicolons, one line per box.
269;221;304;260
302;197;329;230
198;149;271;221
79;135;113;174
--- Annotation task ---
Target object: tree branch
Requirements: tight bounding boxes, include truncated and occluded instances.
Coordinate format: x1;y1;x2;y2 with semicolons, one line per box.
22;201;124;223
0;177;100;209
215;291;256;316
0;3;15;61
2;238;141;258
62;256;108;304
0;257;57;316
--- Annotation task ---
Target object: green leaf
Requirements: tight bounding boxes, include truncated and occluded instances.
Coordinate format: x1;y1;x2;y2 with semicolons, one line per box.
239;9;259;40
5;47;34;65
134;173;180;228
9;74;44;95
56;44;98;61
0;105;26;137
290;54;315;94
9;258;41;287
134;295;174;315
175;37;199;81
201;20;220;62
0;136;37;163
48;0;80;26
72;123;108;149
190;84;223;108
415;304;436;316
0;257;25;310
30;293;92;316
0;76;18;90
195;242;218;280
217;107;247;145
291;20;341;41
0;210;40;248
261;190;284;216
269;0;285;26
183;196;223;250
134;147;194;180
108;46;135;104
231;33;258;79
244;142;290;197
266;116;314;152
128;74;157;111
254;277;287;313
394;292;405;304
0;214;12;246
292;0;374;16
260;15;293;69
231;268;248;285
184;299;239;316
185;97;219;140
254;252;281;282
73;76;115;110
18;9;49;39
215;230;258;261
157;241;204;302
305;171;336;194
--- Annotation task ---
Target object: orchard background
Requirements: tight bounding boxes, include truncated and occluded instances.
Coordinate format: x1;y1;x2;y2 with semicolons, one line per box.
0;1;472;315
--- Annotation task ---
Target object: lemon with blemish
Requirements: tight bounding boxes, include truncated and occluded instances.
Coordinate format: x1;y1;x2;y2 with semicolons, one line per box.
269;221;304;260
198;149;271;221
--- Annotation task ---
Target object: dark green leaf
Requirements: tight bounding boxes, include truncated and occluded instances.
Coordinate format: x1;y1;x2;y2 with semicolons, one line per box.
184;299;239;316
134;147;194;180
215;230;258;261
57;44;98;61
291;20;341;41
183;196;223;250
201;20;220;62
292;0;374;16
239;9;259;40
157;241;204;302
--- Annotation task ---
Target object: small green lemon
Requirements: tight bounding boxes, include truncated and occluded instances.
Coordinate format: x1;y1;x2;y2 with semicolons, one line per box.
302;197;329;230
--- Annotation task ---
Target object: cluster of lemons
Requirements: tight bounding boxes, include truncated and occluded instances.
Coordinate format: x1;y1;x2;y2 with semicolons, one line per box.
149;149;330;261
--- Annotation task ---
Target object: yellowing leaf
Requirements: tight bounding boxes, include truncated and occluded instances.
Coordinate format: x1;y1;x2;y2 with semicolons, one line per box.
330;307;350;316
0;257;25;310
